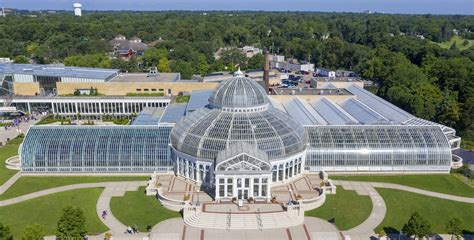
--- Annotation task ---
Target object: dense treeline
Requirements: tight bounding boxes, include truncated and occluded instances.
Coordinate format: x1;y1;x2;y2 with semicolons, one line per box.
0;12;473;145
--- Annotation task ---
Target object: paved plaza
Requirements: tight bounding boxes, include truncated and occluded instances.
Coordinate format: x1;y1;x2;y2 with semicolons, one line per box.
151;216;340;240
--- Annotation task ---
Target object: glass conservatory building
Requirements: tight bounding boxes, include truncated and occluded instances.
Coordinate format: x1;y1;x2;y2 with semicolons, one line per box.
20;126;174;173
20;75;455;199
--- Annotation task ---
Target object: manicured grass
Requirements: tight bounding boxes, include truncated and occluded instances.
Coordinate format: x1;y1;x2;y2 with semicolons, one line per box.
461;139;474;151
434;36;474;51
0;188;108;238
0;136;22;185
1;176;149;200
331;174;474;198
175;95;190;103
376;188;474;234
305;187;372;231
110;186;181;232
36;115;65;125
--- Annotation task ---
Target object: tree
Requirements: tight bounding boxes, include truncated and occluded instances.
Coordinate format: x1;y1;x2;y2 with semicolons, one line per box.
446;218;462;240
14;55;29;64
157;58;171;72
246;53;264;70
196;54;210;75
64;54;110;68
450;41;458;50
142;48;168;67
21;224;45;240
56;206;87;239
402;212;431;239
170;60;194;79
0;223;13;240
220;48;247;69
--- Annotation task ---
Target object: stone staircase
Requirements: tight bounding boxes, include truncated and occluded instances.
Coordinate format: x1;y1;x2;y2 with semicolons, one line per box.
183;206;304;230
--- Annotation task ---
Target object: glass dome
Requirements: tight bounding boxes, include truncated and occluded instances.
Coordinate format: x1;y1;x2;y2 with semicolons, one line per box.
171;76;307;161
208;76;269;109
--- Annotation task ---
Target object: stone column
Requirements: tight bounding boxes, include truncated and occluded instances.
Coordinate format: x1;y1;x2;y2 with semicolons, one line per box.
215;177;220;198
196;163;201;183
176;158;180;176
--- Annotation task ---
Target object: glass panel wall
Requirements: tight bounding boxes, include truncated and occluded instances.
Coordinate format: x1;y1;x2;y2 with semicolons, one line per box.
305;125;451;170
21;126;173;172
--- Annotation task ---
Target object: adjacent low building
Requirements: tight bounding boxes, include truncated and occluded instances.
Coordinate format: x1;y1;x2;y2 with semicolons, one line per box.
0;63;218;116
271;55;314;72
109;35;149;59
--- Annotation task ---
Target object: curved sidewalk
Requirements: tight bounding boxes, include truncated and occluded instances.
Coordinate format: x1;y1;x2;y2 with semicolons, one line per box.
337;181;386;239
0;171;21;195
95;181;148;238
333;180;474;203
0;181;147;206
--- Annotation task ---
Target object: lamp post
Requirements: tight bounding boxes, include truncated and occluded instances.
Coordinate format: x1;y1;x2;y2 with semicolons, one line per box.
196;190;200;207
288;189;293;206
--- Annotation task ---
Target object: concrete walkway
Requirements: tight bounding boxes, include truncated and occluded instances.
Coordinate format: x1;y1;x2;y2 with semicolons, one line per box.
95;182;148;238
0;171;21;195
0;181;147;206
333;180;474;203
337;181;387;239
0;116;41;146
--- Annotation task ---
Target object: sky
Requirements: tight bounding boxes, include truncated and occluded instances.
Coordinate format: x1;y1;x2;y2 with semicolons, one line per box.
2;0;473;15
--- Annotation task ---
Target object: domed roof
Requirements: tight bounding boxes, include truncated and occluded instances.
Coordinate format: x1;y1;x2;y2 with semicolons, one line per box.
209;77;269;109
171;76;307;161
170;108;306;161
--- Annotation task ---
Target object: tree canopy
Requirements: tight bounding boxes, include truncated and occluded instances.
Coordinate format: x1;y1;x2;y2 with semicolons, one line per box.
56;206;87;240
0;11;473;145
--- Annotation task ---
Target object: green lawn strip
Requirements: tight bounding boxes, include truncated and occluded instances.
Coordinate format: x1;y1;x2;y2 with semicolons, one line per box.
0;188;108;238
331;174;474;198
376;188;474;234
1;176;149;200
434;36;473;50
305;187;372;231
0;137;22;185
110;186;181;232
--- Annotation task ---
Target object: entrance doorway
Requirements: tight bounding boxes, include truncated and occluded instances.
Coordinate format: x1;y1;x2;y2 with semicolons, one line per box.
237;189;248;200
236;178;250;200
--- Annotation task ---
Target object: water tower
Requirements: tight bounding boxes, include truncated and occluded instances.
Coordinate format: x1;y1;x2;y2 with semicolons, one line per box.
73;2;82;17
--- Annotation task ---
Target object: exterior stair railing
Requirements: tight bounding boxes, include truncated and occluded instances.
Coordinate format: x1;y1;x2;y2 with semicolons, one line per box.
226;209;231;231
256;208;263;231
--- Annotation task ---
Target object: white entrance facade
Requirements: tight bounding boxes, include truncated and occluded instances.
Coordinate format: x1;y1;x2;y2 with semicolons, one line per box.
213;142;273;201
215;175;271;201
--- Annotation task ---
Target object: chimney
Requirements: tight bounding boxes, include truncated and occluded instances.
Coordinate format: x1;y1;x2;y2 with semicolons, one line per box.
263;50;270;94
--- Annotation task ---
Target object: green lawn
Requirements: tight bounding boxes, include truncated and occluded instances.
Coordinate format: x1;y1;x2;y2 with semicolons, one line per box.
0;176;149;200
461;139;474;151
305;187;372;231
0;136;22;185
110;186;181;232
36;115;65;125
434;36;474;50
0;188;108;238
376;188;474;234
331;174;474;198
